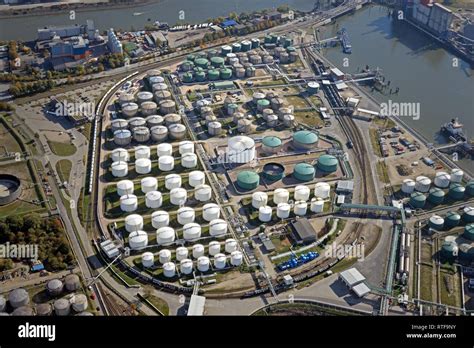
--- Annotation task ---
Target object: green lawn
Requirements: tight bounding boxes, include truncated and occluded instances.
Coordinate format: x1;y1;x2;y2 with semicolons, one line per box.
47;140;77;156
146;295;170;316
55;159;72;184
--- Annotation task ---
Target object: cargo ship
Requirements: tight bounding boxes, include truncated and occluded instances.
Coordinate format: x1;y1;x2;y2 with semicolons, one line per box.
441;118;467;142
338;28;352;54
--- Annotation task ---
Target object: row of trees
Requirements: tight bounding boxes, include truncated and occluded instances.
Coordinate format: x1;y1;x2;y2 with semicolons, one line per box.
8;79;55;97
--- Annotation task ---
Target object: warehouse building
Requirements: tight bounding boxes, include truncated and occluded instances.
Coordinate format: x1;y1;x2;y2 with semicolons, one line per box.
290;218;317;244
339;268;370;298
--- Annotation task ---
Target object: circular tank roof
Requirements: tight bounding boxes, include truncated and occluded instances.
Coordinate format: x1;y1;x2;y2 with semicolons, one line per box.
294;130;319;145
318;154;338;166
237;171;259;185
294;163;315;175
262;136;282;148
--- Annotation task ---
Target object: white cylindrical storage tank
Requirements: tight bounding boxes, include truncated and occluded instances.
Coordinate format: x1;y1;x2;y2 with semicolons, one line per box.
137;91;154;105
192;244;205;259
209;219;228;237
158;249;172;264
252;192;268;209
195;184;212;202
283;114;295;127
415;176;432;193
203;203;220;221
276;202;291;219
160;100;176;115
310;198;324;213
135;158;152;175
125;214;143;233
170;188;187;206
141;101;158;116
177;207;195;225
273;188;289;204
227;136;256;163
179;141;194;155
151;125;168;142
259;205;272;222
164;113;182;126
214;254;227;269
253;92;265;103
72;294;88;313
189;170;205;187
208;241;221;256
141;252;154;268
180;259;193;275
111;161;128;178
237;119;251;134
151;211;169;229
46;279;63;296
145;190;162;208
294;185;310;201
225;239;238;253
8;289;29;308
128;117;147;130
294;201;308;216
133;127;151;143
451;168;464;183
152;82;167;92
169;123;187;140
120;194;138;212
141;176;157;193
128;230;148;250
230;250;243;266
165;174;181;190
121;102;139;118
119;93;135;105
175;247;189;261
266;114;278;127
135;145;151;160
208;121;222;136
111;148;130;162
401;179;416;194
163;262;176;278
181;153;198;169
156;226;175;246
54;299;71;316
117;180;134;196
184;223;201;241
159;155;174;171
146;115;164;128
157;143;173;157
314;182;331;199
434;172;451;188
197;256;210;272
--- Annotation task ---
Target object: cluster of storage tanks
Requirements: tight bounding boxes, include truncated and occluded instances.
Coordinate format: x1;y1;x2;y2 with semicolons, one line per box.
440;225;474;261
194;98;223;136
250;183;331;221
403;169;474;209
252;91;295;128
427;206;474;231
140;239;244;277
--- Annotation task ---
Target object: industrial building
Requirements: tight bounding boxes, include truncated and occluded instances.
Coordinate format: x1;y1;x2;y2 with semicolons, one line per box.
107;28;123;54
290;218;317;244
339;268;371;298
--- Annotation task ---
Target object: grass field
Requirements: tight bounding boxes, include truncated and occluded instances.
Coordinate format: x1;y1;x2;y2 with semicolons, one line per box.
47;140;77;156
286;95;310;109
55;159;72;184
0;123;22;156
294;111;324;127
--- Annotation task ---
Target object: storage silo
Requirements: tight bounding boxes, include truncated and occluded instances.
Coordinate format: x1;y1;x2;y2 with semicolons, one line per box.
111;148;130;163
293;163;315;182
282;114;295;127
441;236;458;260
135;158;152;174
164;113;181;126
317;155;338;173
141;252;154;268
114;129;132;146
54;299;71;316
181;153;198;169
135;145;151;160
463;207;474;223
259;205;272;222
180;259;193;275
158;249;172;264
293;131;319;150
137;91;154;105
276;202;291;219
225;239;238;253
177;206;195;225
219;68;232;79
12;306;34;316
192;244;205;258
228;136;256;163
125;214;143;233
415;176;431;193
132;126;150;143
209;219;228;237
444;211;461;229
401;179;416;194
314;182;331;199
179;141;194;155
64;274;80;292
72;294;88;313
273;188;290;204
237;119;252;134
252;192;268;209
120;194;138;212
214;254;227;269
261;136;282;154
170;187;187;205
163;262;176;278
409;192;426;209
154;89;172;103
141;176;157;193
160;100;176;115
111;161;128;178
151;211;169;229
466;181;474;196
208;121;222;136
152;82;168;93
207;241;221;257
35;303;52;316
307;82;320;94
251;38;260;48
230;251;243;266
428;215;444;230
122;102;139;118
205;114;217;125
194;57;209;69
182;72;194;83
208;69;220;81
310;198;324;213
458;244;474;263
169;124;187;140
146;115;164;128
197;256;210;272
159;155;174;171
47;279;64;296
156;227;175;246
464;224;474;241
111;119;128;132
145;191;162;209
428;187;445;205
449;183;465;200
150;125;168;142
256;99;270;112
117;180;134;196
262;163;285;182
119;93;135;105
165;173;182;190
0;297;6;313
203;203;220;221
210;56;225;68
294;201;308;216
450;168;464;183
157;142;173;157
176;247;189;261
128;230;148;250
294;185;311;201
434;172;451;188
236;170;260;190
195;184;212;202
189;170;205;187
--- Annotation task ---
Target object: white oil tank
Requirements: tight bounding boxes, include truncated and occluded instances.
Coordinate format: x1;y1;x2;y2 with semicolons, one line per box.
401;179;416;194
179;141;194;155
111;161;128;178
208;121;222;136
203;203;220;221
141;252;154;268
177;207;195;225
184;223;201;241
314;182;331;199
135;145;151;160
151;211;169;229
230;250;243;266
195;184;212;202
310;198;324;213
156;226;175;246
227;136;256;163
150;125;168;142
225;239;238;253
450;168;464;183
294;185;310;201
214;254;227;269
415;176;432;193
125;214;143;232
141;177;157;193
145;191;162;208
164;113;182;126
180;259;193;275
133;127;151;143
252;192;268;209
165;174;182;190
169;123;186;140
192;244;205;259
294;201;308;216
117;180;134;196
135;158;152;175
170;188;187;205
113;128;132;146
163;262;176;278
141;101;158;116
111;148;129;162
273;188;289;204
266;114;278;127
54;299;71;316
197;256;210;272
277;202;291;219
120;194;138;212
71;294;88;313
175;247;189;261
259;205;272;222
159;155;174;171
434;172;451;188
157;143;173;157
208;241;221;256
209;219;228;237
159;249;172;264
128;230;148;249
181;153;198;168
189;171;205;187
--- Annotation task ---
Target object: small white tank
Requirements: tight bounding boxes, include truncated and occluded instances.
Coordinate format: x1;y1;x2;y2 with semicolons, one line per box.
230;250;243;266
177;207;195;225
159;249;172;264
141;252;154;268
176;247;189;261
314;182;331;199
276;202;291;219
145;191;162;208
415;176;431;193
120;194;138;212
54;299;71;316
151;211;169;229
450;168;464;183
71;294;88;312
252;192;268;209
157;143;173;157
163;262;176;278
111;148;130;162
135;158;152;175
111;161;128;178
273;188;289;204
189;171;205;187
179;259;192;275
214;254;227;269
208;121;222;136
192;244;205;258
165;174;182;190
181;153;198;169
156;227;175;246
209;219;228;237
294;201;308;216
266;114;278;127
208;241;221;256
203;203;220;221
170;188;187;205
310;198;324;213
197;256;210;272
294;185;310;201
125;214;143;232
141;177;158;193
128;230;148;249
259;205;272;222
225;239;238;253
183;223;201;241
434;172;451;188
179;141;194;155
195;184;212;202
135;145;151;160
117;180;134;196
401;179;416;194
159;155;174;171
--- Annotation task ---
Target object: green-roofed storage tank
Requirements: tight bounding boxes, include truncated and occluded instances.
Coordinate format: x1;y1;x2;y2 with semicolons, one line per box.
210;56;225;68
466;181;474;196
317;155;338;173
182;72;194;83
207;49;218;58
444;211;461;229
464;224;474;241
264;35;272;44
293;163;315;182
221;45;232;56
410;192;426;209
220;68;232;79
287;46;296;53
449;183;465;200
194;58;209;69
261;136;282;154
241;40;252;52
236;170;260;190
463;207;474;223
181;61;194;72
208;69;220;81
428;187;445;205
187;54;196;62
195;71;206;82
293;130;319;150
257;99;271;112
